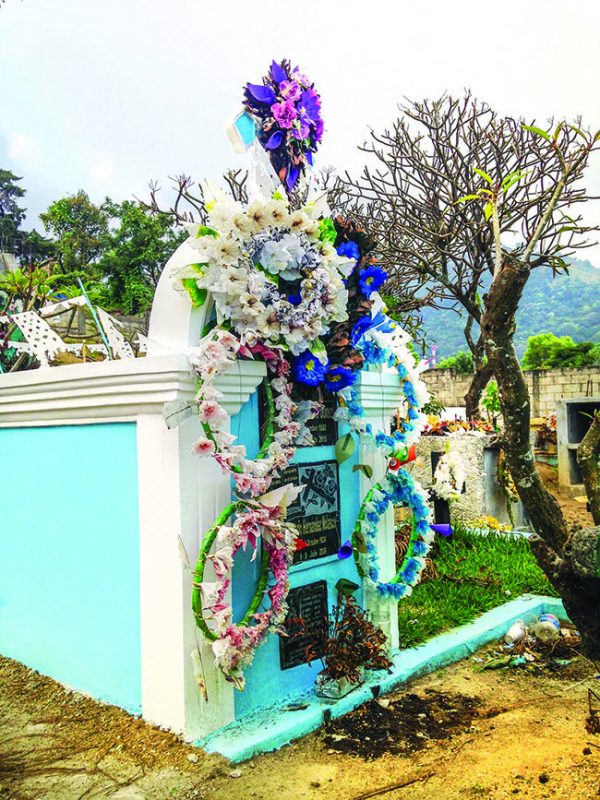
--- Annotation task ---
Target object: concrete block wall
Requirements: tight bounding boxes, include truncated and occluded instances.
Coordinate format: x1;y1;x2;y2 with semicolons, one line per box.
423;366;600;417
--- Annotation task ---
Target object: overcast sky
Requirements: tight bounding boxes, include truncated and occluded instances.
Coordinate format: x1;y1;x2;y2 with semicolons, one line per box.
2;0;599;262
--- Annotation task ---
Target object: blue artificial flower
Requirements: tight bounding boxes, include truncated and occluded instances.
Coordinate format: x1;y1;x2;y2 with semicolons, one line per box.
400;558;421;585
293;349;328;386
412;539;429;557
287;292;302;306
337;240;360;263
324;365;357;393
358;265;387;297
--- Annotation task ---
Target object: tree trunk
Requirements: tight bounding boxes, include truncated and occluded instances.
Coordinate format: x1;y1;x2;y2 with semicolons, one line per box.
530;532;600;660
465;360;494;420
481;257;568;553
577;412;600;526
481;256;600;657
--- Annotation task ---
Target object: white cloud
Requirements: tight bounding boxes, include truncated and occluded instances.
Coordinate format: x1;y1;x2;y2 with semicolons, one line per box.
8;132;41;167
89;156;114;184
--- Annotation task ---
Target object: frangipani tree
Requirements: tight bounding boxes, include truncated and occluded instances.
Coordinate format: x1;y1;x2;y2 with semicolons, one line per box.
345;95;600;654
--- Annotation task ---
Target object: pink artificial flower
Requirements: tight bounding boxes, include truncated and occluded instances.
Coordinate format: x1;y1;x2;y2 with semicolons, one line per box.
198;400;227;424
215;453;235;472
234;473;255;495
217;331;240;353
193;436;216;457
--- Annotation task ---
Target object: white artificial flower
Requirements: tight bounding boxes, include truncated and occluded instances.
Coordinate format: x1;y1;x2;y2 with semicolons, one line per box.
264;199;290;227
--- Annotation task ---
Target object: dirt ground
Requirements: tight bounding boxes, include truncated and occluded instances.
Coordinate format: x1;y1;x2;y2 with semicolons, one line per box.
1;637;599;800
536;462;594;529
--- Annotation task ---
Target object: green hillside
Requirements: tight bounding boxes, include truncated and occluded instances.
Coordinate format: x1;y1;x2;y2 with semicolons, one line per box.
420;258;600;360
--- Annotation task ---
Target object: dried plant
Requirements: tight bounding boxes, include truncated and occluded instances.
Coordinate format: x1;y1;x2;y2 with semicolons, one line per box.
290;596;392;683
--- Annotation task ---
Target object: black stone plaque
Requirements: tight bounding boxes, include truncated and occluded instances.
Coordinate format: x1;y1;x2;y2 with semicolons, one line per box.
271;459;341;564
279;580;328;670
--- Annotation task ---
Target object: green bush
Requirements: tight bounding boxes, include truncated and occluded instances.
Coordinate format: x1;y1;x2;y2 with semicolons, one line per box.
522;332;600;370
437;350;475;374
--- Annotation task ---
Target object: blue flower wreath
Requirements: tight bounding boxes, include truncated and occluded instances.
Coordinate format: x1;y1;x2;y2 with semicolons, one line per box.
336;319;424;453
352;468;433;599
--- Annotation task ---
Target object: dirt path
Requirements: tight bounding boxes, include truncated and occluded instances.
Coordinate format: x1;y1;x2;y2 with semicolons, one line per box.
1;642;599;800
537;461;594;529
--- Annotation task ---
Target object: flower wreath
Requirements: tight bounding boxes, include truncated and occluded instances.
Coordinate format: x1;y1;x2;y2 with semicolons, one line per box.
244;59;323;193
334;303;430;455
189;329;299;495
180;195;353;356
432;447;466;502
352;466;433;599
192;488;300;690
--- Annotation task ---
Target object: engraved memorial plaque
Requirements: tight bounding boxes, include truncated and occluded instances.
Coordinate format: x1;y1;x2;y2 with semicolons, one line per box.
272;459;341;564
279;580;328;670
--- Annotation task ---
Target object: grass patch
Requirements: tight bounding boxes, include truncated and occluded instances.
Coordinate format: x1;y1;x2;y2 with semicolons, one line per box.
397;526;559;649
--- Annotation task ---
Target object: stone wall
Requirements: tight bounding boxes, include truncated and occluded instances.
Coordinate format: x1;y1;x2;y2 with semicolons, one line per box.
423;366;600;417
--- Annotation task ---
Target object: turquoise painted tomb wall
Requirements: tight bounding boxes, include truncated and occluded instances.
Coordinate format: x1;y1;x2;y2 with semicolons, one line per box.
0;423;141;712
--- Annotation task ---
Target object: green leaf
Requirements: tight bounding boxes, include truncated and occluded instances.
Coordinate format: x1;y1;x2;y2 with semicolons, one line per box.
309;338;328;366
201;318;217;338
335;432;355;465
353;463;374;479
473;168;493;185
182;279;207;307
552;122;564;142
254;262;279;284
522;124;551;142
569;124;587;139
196;225;219;238
455;194;481;204
483;203;493;221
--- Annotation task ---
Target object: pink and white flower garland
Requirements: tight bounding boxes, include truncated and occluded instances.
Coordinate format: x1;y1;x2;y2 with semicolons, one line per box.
193;490;301;690
189;329;303;496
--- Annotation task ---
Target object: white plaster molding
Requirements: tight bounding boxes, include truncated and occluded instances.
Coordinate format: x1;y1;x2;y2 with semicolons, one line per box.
146;240;212;357
137;413;237;739
0;355;266;427
356;371;400;652
356;369;410;415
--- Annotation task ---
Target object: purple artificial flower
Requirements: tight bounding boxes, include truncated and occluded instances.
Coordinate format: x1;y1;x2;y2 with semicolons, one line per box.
270;60;288;84
265;130;284;150
298;88;321;124
246;83;276;105
292;66;311;86
279;80;301;102
292;118;311;140
272;100;298;129
313;117;324;143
